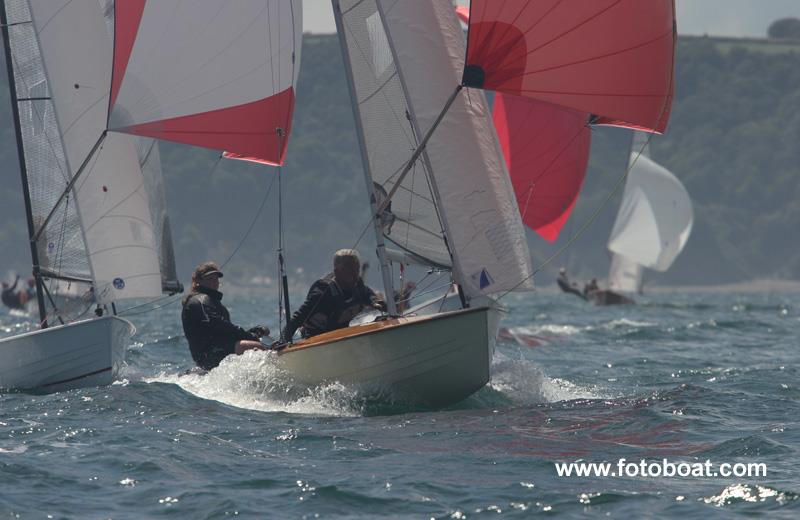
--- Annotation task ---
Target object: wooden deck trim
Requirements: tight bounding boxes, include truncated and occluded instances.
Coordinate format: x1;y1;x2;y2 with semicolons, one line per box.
278;306;488;355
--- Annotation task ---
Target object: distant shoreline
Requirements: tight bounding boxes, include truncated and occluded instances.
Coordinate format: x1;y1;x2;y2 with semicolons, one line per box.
648;279;800;294
535;279;800;294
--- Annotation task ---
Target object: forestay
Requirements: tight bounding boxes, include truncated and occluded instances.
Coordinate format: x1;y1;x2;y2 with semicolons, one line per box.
108;0;302;166
25;0;165;302
378;0;533;297
607;154;693;272
464;0;676;133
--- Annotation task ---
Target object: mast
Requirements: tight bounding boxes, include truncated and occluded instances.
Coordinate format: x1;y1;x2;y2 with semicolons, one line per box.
331;0;397;315
276;128;292;325
0;1;48;326
374;0;468;306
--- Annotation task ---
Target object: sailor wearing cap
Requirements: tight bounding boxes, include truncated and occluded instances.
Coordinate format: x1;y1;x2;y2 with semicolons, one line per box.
181;261;269;370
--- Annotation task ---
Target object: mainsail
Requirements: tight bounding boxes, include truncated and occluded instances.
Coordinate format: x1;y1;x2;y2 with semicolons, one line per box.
108;0;302;166
464;0;676;134
335;0;533;298
607;134;693;291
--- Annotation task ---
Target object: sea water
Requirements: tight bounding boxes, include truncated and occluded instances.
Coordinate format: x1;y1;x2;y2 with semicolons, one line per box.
1;290;798;518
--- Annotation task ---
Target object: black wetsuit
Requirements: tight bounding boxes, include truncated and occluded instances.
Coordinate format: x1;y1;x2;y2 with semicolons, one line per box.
281;274;380;341
557;274;586;300
1;278;23;310
181;286;257;370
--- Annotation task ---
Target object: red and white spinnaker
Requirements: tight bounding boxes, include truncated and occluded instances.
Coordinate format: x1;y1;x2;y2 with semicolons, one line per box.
463;0;676;134
109;0;302;166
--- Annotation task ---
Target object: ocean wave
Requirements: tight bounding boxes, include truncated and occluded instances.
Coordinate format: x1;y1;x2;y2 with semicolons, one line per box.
698;435;793;457
485;356;601;405
601;318;658;330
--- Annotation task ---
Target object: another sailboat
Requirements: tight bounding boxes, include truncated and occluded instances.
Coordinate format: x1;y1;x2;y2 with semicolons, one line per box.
591;132;693;305
0;0;181;391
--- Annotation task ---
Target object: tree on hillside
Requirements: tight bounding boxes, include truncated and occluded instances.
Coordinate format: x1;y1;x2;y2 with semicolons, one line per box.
768;18;800;40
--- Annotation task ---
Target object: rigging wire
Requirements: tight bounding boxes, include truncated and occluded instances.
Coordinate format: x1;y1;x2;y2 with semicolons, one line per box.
116;157;277;318
220;160;277;270
118;294;182;317
495;129;656;302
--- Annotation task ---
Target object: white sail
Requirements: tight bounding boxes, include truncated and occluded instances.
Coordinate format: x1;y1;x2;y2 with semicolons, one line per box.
608;254;643;293
335;0;452;268
377;0;534;297
28;0;164;302
107;0;302;165
98;1;182;295
607;152;693;275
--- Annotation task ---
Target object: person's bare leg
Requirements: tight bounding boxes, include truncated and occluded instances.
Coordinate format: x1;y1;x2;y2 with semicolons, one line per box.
235;340;267;355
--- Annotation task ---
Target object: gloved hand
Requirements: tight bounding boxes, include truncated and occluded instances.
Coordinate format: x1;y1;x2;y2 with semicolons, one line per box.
269;340;289;352
248;325;270;338
372;300;387;312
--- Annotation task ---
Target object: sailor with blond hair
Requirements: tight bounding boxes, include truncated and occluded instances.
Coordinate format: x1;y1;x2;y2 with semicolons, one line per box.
281;249;386;342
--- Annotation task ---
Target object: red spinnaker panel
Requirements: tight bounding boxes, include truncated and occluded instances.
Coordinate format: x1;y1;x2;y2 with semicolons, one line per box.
494;94;591;242
455;6;470;25
115;88;295;165
465;0;676;133
110;0;146;110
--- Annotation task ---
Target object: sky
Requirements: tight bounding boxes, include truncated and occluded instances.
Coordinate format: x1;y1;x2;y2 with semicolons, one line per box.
303;1;800;38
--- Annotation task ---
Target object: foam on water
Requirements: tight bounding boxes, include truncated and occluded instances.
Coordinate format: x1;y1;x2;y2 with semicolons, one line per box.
145;350;363;417
601;318;658;330
702;484;798;507
488;354;601;404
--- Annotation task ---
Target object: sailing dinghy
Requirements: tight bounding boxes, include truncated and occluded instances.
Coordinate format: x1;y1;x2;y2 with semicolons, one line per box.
283;0;535;407
281;0;681;406
0;0;181;391
596;132;693;305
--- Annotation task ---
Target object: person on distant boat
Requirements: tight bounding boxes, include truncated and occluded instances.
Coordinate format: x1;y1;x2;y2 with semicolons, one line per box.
556;267;586;300
1;276;24;310
280;249;386;342
181;261;269;370
583;278;599;297
18;277;35;308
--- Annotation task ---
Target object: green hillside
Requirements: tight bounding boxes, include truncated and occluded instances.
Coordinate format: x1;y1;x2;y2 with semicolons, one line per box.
1;35;798;289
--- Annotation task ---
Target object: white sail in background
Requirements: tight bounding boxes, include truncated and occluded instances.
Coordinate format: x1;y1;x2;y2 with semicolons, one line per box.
28;0;164;302
376;0;534;297
608;254;644;293
607;140;693;290
107;0;302;166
